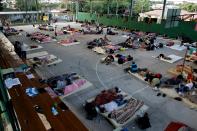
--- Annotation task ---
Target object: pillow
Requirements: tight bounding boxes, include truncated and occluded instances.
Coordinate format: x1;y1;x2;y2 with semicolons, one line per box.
103;101;118;112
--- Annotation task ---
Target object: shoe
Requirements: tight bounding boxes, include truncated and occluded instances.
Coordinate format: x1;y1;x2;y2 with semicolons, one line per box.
157;93;161;96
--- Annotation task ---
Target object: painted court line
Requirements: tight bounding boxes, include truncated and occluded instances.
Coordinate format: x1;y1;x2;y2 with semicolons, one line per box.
96;60;107;88
131;86;149;96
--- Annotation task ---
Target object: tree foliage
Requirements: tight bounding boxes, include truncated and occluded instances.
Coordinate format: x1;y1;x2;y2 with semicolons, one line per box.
77;0;151;15
179;3;197;12
16;0;39;11
133;0;151;14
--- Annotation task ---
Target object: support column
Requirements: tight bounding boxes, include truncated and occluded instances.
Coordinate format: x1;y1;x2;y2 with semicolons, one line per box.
161;0;167;19
75;1;79;20
130;0;134;17
90;0;93;14
116;0;119;16
107;0;110;15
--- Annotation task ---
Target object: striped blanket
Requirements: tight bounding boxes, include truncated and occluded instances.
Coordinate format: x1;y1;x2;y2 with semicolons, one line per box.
110;98;144;124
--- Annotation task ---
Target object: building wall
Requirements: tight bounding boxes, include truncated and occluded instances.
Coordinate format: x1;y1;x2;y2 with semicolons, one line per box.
77;12;197;41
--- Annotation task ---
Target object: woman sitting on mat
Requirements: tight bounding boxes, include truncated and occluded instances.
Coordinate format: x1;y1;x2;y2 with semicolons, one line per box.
96;27;103;34
118;37;133;48
104;55;115;65
130;62;138;73
107;27;116;35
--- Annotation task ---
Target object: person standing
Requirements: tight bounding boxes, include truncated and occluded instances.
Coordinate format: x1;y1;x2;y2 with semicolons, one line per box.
20;42;27;60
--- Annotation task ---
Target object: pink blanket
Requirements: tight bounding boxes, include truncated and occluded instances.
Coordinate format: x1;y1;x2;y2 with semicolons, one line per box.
64;79;86;95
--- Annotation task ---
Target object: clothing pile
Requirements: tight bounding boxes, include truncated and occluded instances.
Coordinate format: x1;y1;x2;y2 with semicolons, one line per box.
26;87;39;97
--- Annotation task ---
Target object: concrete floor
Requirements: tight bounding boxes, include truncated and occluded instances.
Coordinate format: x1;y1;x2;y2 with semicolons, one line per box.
8;22;197;131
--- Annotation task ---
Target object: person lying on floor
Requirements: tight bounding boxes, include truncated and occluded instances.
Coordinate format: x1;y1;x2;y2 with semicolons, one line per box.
176;81;196;95
156;54;172;60
87;38;104;48
163;74;184;85
84;87;123;119
116;54;133;64
103;54;133;65
145;71;162;82
103;55;115;65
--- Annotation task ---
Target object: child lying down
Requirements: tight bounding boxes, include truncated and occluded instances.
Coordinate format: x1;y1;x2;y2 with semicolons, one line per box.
156;54;172;60
101;54;133;65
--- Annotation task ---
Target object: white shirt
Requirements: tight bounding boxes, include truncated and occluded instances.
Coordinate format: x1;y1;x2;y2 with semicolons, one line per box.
186;82;193;90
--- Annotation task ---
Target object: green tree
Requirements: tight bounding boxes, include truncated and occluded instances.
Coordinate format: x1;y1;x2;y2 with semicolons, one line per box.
179;3;197;12
16;0;40;11
133;0;151;14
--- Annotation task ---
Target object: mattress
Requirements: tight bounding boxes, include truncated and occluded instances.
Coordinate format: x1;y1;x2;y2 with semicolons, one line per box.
153;54;183;64
24;44;43;51
165;44;186;51
27;51;48;59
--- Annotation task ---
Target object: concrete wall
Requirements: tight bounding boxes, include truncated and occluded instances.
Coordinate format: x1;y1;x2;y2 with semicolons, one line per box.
77;12;197;41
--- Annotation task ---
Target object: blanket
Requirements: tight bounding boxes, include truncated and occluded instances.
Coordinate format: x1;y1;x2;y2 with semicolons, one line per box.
92;47;106;54
64;79;87;95
110;98;144;124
